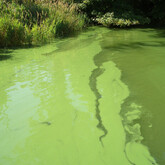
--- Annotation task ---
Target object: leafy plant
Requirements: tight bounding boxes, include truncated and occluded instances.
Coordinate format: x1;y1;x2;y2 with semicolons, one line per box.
0;16;25;47
96;12;150;27
0;0;86;47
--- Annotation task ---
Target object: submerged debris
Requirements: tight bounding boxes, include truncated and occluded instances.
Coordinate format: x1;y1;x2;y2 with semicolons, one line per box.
41;121;52;126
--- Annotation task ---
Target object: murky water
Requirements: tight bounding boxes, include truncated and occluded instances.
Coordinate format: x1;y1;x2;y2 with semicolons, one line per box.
0;27;165;165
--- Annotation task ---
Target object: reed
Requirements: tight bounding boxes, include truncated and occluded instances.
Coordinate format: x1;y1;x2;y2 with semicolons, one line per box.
0;0;86;47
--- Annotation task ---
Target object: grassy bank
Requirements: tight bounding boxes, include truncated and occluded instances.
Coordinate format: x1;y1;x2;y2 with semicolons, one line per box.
1;0;165;47
0;0;86;47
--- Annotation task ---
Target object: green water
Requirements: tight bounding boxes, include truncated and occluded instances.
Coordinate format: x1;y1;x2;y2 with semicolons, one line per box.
0;27;165;165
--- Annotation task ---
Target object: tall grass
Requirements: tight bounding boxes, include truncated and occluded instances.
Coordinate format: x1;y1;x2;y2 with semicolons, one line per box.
0;0;86;47
0;16;25;47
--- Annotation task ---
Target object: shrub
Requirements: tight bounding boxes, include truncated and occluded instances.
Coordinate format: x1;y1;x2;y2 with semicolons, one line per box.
24;25;33;45
31;23;53;44
0;0;86;47
0;16;25;47
47;1;86;36
96;12;150;27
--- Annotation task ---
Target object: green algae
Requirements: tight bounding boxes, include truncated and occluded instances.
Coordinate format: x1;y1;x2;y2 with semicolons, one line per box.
0;27;164;165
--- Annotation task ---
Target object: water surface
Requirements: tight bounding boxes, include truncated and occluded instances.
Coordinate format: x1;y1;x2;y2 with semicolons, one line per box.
0;27;165;165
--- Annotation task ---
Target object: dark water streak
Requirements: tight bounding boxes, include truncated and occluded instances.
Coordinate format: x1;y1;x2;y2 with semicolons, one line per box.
89;67;108;147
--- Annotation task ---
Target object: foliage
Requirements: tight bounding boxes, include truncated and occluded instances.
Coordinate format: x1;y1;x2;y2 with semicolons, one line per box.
96;12;150;27
79;0;165;27
31;23;51;44
0;16;25;47
0;0;86;47
0;0;165;47
46;1;85;37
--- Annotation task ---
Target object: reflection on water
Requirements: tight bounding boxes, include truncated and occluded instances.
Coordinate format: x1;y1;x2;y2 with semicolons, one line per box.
65;69;88;113
0;27;165;165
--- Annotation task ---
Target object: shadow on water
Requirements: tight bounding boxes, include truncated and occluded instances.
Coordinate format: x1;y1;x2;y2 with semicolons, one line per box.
42;27;107;56
42;33;98;56
0;49;13;61
0;44;47;61
155;29;165;39
99;28;165;52
102;40;165;51
139;28;165;39
0;55;12;61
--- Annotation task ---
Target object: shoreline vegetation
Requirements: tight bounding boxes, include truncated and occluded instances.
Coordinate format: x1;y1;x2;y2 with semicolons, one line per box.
0;0;165;47
0;0;87;47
